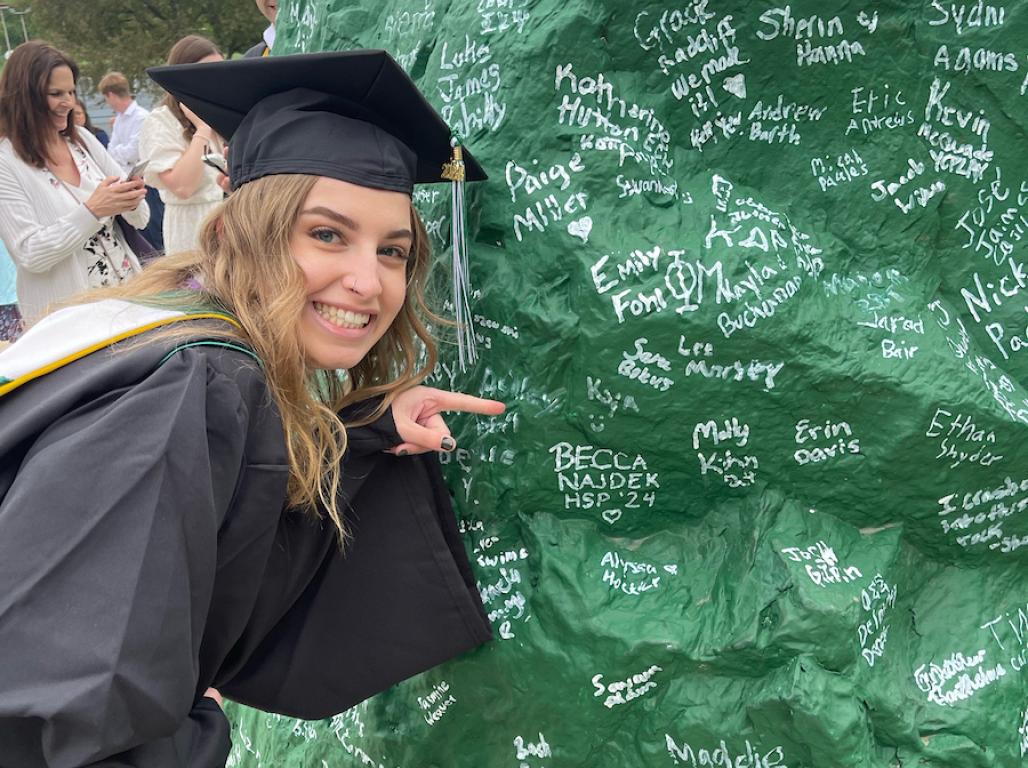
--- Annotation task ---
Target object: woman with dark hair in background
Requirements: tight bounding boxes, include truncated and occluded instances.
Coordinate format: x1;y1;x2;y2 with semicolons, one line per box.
0;41;149;325
73;96;109;147
139;34;228;255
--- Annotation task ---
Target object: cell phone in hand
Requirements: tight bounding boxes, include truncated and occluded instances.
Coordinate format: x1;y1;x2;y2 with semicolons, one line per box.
124;159;149;181
201;152;228;176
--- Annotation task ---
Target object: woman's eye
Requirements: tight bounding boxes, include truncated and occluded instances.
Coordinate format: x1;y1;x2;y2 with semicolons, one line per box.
380;246;410;260
311;228;340;244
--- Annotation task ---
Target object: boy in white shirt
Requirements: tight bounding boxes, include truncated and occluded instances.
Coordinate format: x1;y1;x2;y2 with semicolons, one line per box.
98;72;148;174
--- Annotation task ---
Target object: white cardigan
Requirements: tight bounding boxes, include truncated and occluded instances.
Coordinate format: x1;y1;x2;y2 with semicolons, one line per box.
0;131;150;323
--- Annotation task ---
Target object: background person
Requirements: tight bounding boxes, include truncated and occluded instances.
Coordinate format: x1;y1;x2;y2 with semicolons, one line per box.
0;42;149;325
98;71;147;172
73;97;109;147
0;50;499;767
99;70;166;252
139;35;228;255
0;237;20;343
244;0;277;57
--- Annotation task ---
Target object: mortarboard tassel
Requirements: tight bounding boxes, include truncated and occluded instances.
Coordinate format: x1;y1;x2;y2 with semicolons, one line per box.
441;137;477;370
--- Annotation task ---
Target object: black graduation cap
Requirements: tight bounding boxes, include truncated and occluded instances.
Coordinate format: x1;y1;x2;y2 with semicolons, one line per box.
146;50;487;194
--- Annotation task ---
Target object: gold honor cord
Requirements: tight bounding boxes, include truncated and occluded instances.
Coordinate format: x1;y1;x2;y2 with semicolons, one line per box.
0;312;241;398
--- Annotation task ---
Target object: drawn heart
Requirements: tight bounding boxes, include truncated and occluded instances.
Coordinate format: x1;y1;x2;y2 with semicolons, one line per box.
567;216;593;242
722;74;747;100
602;508;622;525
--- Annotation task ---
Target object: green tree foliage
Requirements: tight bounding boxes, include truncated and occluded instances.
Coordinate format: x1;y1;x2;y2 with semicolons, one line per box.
0;5;37;52
7;0;266;88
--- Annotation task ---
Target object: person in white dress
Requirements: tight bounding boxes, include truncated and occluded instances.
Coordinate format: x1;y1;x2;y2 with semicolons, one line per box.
0;42;149;325
139;35;227;256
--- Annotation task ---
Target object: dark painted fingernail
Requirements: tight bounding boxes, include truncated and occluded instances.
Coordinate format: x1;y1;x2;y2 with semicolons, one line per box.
440;437;456;451
398;449;409;457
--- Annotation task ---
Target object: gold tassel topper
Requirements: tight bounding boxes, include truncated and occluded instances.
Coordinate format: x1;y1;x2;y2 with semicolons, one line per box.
441;144;466;182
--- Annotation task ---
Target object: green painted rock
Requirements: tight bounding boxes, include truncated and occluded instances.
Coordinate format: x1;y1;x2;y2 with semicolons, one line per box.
227;1;1028;765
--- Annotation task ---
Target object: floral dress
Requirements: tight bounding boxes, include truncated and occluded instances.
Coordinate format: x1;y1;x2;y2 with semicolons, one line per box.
46;142;139;289
0;308;20;342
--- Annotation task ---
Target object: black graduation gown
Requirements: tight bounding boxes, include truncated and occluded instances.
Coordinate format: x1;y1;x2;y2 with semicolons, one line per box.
0;333;491;767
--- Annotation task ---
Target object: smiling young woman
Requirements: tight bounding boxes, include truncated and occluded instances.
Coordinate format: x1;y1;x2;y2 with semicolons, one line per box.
0;51;502;767
292;178;413;371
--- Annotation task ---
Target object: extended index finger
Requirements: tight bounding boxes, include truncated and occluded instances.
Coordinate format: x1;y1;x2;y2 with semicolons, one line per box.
432;390;506;416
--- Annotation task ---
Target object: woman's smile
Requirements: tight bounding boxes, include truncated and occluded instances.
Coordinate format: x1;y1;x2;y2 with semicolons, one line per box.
309;300;374;337
312;300;371;329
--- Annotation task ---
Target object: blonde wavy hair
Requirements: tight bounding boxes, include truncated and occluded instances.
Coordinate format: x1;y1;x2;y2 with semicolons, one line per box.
93;173;439;539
